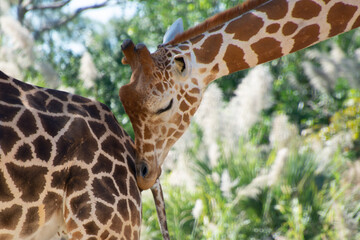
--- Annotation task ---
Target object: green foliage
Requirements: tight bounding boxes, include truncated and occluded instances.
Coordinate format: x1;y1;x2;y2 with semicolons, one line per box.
142;127;360;239
314;89;360;158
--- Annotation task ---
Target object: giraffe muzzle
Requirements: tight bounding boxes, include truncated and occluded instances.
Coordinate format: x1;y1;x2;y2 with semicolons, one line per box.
135;158;161;190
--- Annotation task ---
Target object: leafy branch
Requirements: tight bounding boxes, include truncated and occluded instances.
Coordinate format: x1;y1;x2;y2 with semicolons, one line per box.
16;0;116;38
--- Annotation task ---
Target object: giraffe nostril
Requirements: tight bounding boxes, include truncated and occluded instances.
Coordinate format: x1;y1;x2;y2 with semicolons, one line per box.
140;163;149;178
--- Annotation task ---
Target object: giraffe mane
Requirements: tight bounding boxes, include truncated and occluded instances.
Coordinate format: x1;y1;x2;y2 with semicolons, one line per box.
167;0;270;45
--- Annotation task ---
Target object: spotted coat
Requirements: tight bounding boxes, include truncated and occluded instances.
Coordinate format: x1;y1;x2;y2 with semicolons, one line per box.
0;71;141;240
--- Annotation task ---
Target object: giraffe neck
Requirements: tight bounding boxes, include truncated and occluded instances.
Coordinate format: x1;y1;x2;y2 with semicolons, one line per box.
166;0;360;86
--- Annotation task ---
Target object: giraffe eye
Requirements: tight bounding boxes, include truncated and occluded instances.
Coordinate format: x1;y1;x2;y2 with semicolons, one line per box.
175;57;186;72
156;99;173;114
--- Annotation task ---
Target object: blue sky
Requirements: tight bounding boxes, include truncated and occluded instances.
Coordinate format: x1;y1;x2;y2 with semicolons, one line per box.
68;0;138;23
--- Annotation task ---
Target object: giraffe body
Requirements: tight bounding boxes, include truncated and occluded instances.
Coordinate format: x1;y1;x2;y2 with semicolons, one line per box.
0;71;142;239
119;0;360;190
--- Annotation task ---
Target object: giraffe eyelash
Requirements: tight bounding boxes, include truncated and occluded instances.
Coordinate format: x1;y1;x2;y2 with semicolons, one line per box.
156;99;173;115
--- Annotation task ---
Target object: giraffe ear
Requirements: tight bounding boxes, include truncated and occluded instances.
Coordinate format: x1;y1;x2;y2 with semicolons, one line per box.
163;18;183;44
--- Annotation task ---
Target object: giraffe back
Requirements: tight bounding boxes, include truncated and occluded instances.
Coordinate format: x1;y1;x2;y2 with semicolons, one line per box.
0;70;141;239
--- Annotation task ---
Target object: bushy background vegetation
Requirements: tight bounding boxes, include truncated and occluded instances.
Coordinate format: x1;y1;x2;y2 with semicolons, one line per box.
1;1;359;239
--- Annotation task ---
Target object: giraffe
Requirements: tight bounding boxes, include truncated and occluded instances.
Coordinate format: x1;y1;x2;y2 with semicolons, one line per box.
119;0;360;190
0;70;169;240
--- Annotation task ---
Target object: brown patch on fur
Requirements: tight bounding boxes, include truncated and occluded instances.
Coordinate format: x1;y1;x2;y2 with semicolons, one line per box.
95;202;113;224
156;140;164;149
72;231;83;239
266;23;280;33
167;128;176;137
117;199;129;221
211;64;219;74
110;214;123;234
123;225;132;239
173;131;183;138
184;93;198;105
0;205;22;230
189;88;200;94
282;21;298;36
190;107;197;116
100;230;110;239
223;44;249;73
128;200;140;226
290;24;320;53
21;207;40;237
191;78;198;85
327;2;358;37
183;113;190;123
257;0;288;20
165;139;176;149
0;234;13;240
292;0;321;20
66;218;78;232
251;37;282;64
193;34;223;64
6;163;47;202
167;0;269;45
83;221;99;236
225;13;264;41
199;68;207;73
143;143;154;152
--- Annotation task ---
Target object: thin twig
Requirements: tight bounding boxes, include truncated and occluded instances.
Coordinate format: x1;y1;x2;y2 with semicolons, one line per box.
37;0;110;33
27;0;72;11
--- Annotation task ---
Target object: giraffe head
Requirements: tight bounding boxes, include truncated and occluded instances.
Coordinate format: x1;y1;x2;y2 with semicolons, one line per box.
119;37;204;190
119;2;269;190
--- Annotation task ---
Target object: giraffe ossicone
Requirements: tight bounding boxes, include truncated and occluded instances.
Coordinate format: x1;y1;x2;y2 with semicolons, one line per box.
0;71;170;240
163;18;184;44
120;0;360;190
